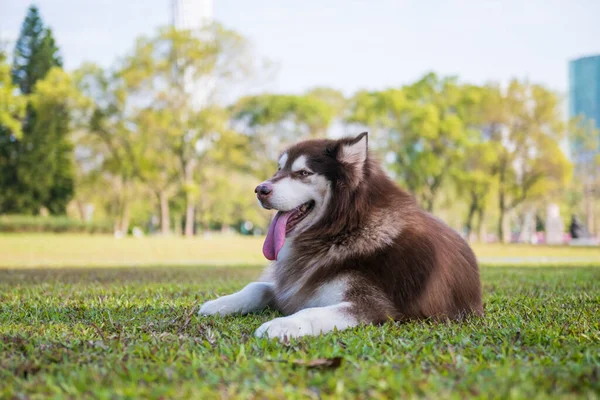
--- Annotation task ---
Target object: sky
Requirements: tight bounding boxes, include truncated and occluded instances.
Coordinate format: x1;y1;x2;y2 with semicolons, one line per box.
1;0;599;99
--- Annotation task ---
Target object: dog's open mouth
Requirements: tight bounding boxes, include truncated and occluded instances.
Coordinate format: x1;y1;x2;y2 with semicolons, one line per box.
262;200;315;261
285;200;315;233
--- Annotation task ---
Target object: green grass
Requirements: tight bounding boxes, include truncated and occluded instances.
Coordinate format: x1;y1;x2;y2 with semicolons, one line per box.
1;264;599;399
2;233;600;268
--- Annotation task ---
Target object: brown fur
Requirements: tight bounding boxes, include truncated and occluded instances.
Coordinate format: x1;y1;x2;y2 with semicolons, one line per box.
264;132;483;324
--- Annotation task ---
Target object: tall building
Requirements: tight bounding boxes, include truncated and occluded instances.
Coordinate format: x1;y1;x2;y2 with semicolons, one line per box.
569;54;600;163
171;0;213;31
569;54;600;235
171;0;215;109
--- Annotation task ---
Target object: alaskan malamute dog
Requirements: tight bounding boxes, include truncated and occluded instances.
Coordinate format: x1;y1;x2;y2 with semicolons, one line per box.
199;132;483;339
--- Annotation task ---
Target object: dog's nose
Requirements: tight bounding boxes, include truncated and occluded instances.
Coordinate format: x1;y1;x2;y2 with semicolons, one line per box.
255;182;273;196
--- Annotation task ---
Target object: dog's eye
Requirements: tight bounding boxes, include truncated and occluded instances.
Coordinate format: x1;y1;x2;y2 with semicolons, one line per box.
298;170;311;177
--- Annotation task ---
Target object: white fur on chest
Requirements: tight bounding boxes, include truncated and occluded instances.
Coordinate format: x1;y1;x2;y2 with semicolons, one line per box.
303;278;348;308
273;239;348;311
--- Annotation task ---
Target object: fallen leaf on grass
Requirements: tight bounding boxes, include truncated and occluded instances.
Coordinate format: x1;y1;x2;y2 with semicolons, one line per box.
289;357;343;369
15;362;41;379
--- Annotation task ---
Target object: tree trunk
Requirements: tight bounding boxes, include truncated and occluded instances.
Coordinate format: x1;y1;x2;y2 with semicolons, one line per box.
425;196;434;213
184;204;195;237
464;194;478;239
477;207;486;243
497;156;508;243
159;191;170;235
174;213;182;236
182;158;197;237
76;201;86;221
585;183;595;235
184;194;195;237
120;201;130;234
498;170;506;243
498;206;506;243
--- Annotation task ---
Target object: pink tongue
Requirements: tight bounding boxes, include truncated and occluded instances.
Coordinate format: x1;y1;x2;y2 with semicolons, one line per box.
263;211;292;261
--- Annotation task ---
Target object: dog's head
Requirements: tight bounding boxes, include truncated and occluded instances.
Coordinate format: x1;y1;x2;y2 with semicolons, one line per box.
256;132;369;260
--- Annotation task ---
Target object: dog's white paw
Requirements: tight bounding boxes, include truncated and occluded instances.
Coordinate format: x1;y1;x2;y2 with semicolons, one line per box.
255;317;313;340
198;298;238;316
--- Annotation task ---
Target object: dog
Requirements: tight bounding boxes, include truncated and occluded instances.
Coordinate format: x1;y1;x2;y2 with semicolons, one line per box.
199;132;483;339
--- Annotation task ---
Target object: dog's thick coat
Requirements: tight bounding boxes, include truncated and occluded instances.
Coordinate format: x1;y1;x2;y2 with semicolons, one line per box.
199;133;483;339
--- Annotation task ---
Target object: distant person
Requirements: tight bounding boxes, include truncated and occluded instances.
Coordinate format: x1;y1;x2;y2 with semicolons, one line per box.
569;215;589;239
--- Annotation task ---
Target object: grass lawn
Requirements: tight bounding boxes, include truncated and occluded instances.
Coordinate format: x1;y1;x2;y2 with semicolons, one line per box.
1;263;599;398
1;233;600;268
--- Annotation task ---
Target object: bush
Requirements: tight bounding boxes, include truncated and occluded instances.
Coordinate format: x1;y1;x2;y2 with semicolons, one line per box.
0;215;112;234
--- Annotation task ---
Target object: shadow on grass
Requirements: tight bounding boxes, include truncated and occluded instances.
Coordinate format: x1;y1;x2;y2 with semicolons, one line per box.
0;263;599;287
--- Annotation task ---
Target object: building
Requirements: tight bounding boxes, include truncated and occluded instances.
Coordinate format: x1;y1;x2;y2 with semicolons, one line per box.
569;54;600;235
171;0;213;31
569;54;600;163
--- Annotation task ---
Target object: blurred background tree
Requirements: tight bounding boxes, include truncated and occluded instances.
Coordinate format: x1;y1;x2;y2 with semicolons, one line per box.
486;81;571;242
0;51;26;213
1;5;76;215
231;92;338;178
569;117;600;235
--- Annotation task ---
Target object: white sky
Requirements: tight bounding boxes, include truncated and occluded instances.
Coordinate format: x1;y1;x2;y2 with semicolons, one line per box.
2;0;598;99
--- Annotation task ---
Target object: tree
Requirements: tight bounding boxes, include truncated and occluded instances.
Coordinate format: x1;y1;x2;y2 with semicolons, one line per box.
0;52;25;137
231;93;336;178
3;5;72;215
72;63;140;232
347;73;478;211
11;5;62;95
0;52;26;212
17;68;86;214
568;116;600;234
452;85;501;241
117;24;255;235
485;81;572;242
196;167;270;232
454;141;499;240
233;93;336;137
305;87;347;116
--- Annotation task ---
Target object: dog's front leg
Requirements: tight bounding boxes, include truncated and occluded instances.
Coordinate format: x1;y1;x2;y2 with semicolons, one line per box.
255;302;358;339
199;282;274;316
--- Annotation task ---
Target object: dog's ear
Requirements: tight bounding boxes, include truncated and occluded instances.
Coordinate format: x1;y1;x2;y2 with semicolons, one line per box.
338;132;368;167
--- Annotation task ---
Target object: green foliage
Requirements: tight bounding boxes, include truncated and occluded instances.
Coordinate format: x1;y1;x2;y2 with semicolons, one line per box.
197;168;270;230
305;87;347;115
454;141;500;236
11;5;62;95
72;63;142;233
9;68;82;215
567;116;600;233
569;116;600;180
487;81;572;241
0;53;27;214
0;215;111;233
231;93;338;179
0;6;73;216
233;93;336;138
0;52;25;138
347;73;478;211
346;75;572;235
0;264;598;398
96;24;258;234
